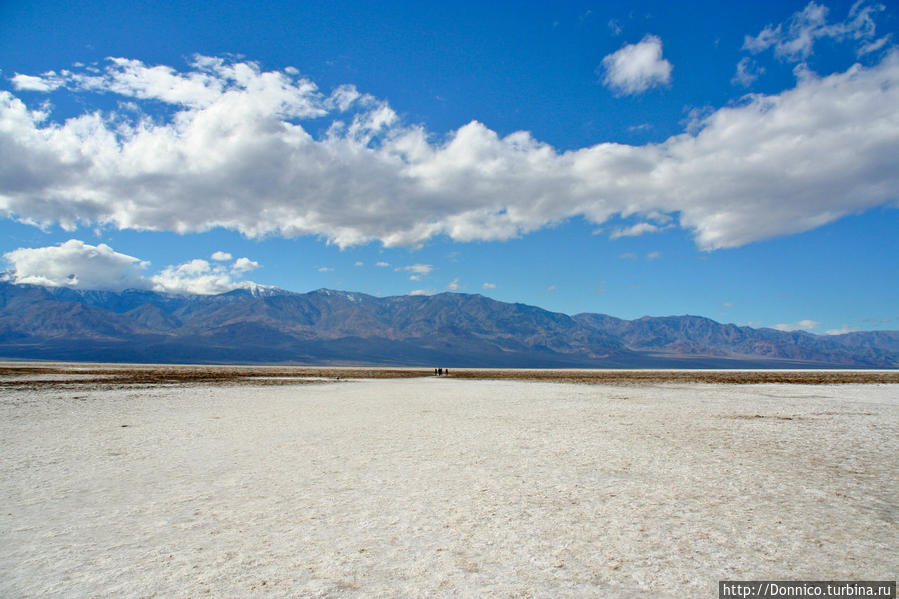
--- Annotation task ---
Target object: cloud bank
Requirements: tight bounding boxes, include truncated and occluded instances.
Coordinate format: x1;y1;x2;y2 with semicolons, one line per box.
2;239;148;290
2;239;262;294
2;52;899;251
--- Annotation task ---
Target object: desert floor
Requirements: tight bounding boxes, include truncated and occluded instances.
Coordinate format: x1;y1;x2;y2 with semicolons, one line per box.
1;365;896;597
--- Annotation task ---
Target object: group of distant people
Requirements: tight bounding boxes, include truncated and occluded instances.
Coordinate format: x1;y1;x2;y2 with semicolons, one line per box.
434;368;450;376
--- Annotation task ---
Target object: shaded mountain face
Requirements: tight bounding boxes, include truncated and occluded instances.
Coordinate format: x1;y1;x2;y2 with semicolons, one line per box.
0;282;896;367
572;313;899;366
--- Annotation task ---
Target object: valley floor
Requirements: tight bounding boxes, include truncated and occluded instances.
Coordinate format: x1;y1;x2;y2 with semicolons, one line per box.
1;372;896;597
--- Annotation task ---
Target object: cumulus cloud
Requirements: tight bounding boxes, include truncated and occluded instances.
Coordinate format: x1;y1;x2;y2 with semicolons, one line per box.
482;282;496;289
773;319;821;331
376;261;390;267
148;253;263;294
2;239;149;290
150;257;262;295
232;257;259;272
211;251;232;261
408;289;433;296
2;239;261;294
1;53;899;252
744;1;891;61
447;278;461;291
600;35;672;95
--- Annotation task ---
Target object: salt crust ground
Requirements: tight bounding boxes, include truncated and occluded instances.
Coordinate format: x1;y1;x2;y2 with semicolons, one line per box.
1;378;896;598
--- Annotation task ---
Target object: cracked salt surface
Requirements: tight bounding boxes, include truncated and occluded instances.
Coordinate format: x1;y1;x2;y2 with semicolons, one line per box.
1;378;896;598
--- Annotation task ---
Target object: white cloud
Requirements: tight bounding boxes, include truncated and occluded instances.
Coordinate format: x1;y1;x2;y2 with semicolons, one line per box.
646;250;661;260
645;211;673;225
743;1;890;61
211;251;232;261
317;266;333;272
150;253;263;294
825;324;858;335
600;35;672;95
232;257;259;272
401;263;432;281
173;258;209;275
619;252;638;261
376;261;390;267
447;278;461;291
408;289;433;296
609;222;660;239
858;33;892;56
773;319;820;331
11;73;64;92
2;239;149;290
482;282;496;289
1;53;898;252
543;285;556;294
327;84;365;112
732;57;765;87
681;106;715;135
401;264;433;275
354;261;364;266
150;258;261;295
2;239;261;294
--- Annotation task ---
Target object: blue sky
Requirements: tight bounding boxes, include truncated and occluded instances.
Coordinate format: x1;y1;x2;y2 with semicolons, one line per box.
0;0;897;334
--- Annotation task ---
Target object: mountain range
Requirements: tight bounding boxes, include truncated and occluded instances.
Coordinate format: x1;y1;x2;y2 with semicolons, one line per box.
1;281;896;368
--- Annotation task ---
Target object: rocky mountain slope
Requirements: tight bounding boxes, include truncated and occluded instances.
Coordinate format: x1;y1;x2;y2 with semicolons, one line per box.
1;282;896;367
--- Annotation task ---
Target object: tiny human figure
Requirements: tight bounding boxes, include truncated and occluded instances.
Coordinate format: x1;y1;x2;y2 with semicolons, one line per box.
434;368;438;375
445;369;449;376
438;368;443;376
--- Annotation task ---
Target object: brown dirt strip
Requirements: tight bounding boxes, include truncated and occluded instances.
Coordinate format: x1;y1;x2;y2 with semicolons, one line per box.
1;363;896;390
447;369;899;385
0;364;428;391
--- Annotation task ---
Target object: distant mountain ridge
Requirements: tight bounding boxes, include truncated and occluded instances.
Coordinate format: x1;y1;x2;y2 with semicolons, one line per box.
1;282;896;368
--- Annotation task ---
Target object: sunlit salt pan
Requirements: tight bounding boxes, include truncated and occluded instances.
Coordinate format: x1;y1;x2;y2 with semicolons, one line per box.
1;378;896;598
